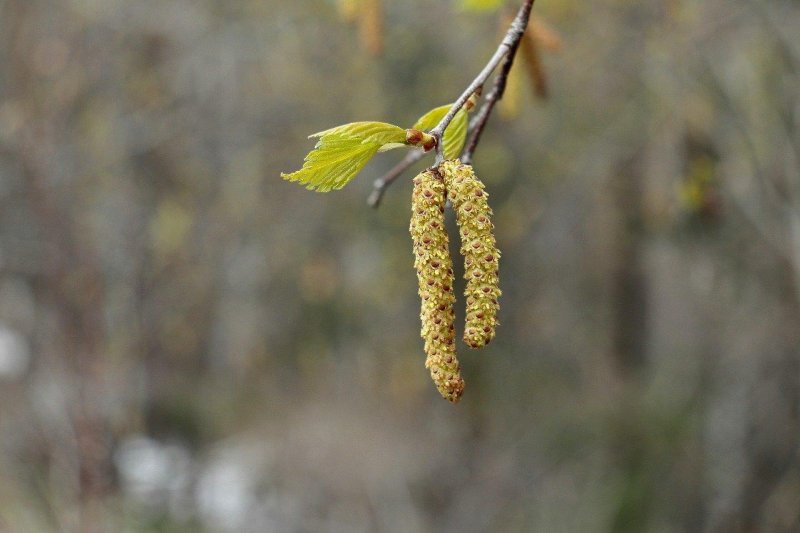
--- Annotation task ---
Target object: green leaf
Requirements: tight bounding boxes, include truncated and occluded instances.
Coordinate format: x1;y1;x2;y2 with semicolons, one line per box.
413;105;469;160
443;108;468;160
412;105;449;131
378;142;407;152
310;121;406;145
282;121;407;192
281;135;382;192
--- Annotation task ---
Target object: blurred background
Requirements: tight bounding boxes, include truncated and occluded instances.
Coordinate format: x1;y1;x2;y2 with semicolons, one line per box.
1;0;799;531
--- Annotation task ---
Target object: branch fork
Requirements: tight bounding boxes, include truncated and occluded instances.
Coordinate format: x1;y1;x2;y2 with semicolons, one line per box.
368;0;536;207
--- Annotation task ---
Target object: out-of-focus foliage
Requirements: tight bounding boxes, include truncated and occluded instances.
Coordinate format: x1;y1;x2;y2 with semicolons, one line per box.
460;0;507;13
1;0;799;531
337;0;384;56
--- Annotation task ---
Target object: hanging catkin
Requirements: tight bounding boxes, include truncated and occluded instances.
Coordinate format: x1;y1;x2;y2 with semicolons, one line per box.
410;169;465;402
439;159;501;349
520;24;548;99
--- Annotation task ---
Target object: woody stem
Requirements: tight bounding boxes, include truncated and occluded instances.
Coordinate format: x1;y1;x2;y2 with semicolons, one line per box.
367;0;535;206
429;0;535;163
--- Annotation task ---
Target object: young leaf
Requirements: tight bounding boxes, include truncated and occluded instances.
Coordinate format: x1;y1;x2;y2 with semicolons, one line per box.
282;121;407;192
310;121;406;146
413;105;469;160
281;135;382;192
443;108;468;160
378;142;407;152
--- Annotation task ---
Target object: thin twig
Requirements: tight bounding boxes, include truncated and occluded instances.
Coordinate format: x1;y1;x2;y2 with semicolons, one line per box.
368;149;425;208
430;0;535;163
461;38;521;164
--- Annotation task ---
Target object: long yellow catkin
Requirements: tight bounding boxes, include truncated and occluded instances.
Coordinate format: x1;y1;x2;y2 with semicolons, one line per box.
439;160;501;349
410;170;465;402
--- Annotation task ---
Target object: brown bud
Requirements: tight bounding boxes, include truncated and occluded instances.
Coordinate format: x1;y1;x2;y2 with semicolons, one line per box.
405;128;424;145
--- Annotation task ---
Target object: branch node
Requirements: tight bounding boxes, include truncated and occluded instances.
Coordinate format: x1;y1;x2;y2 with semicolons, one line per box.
367;0;536;207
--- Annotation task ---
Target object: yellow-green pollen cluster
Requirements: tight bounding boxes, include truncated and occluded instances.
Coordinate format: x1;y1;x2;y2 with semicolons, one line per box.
439;159;501;349
410;170;465;402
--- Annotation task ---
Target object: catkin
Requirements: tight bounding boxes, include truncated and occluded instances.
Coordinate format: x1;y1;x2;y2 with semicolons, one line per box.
410;170;464;402
439;160;501;349
521;26;548;99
